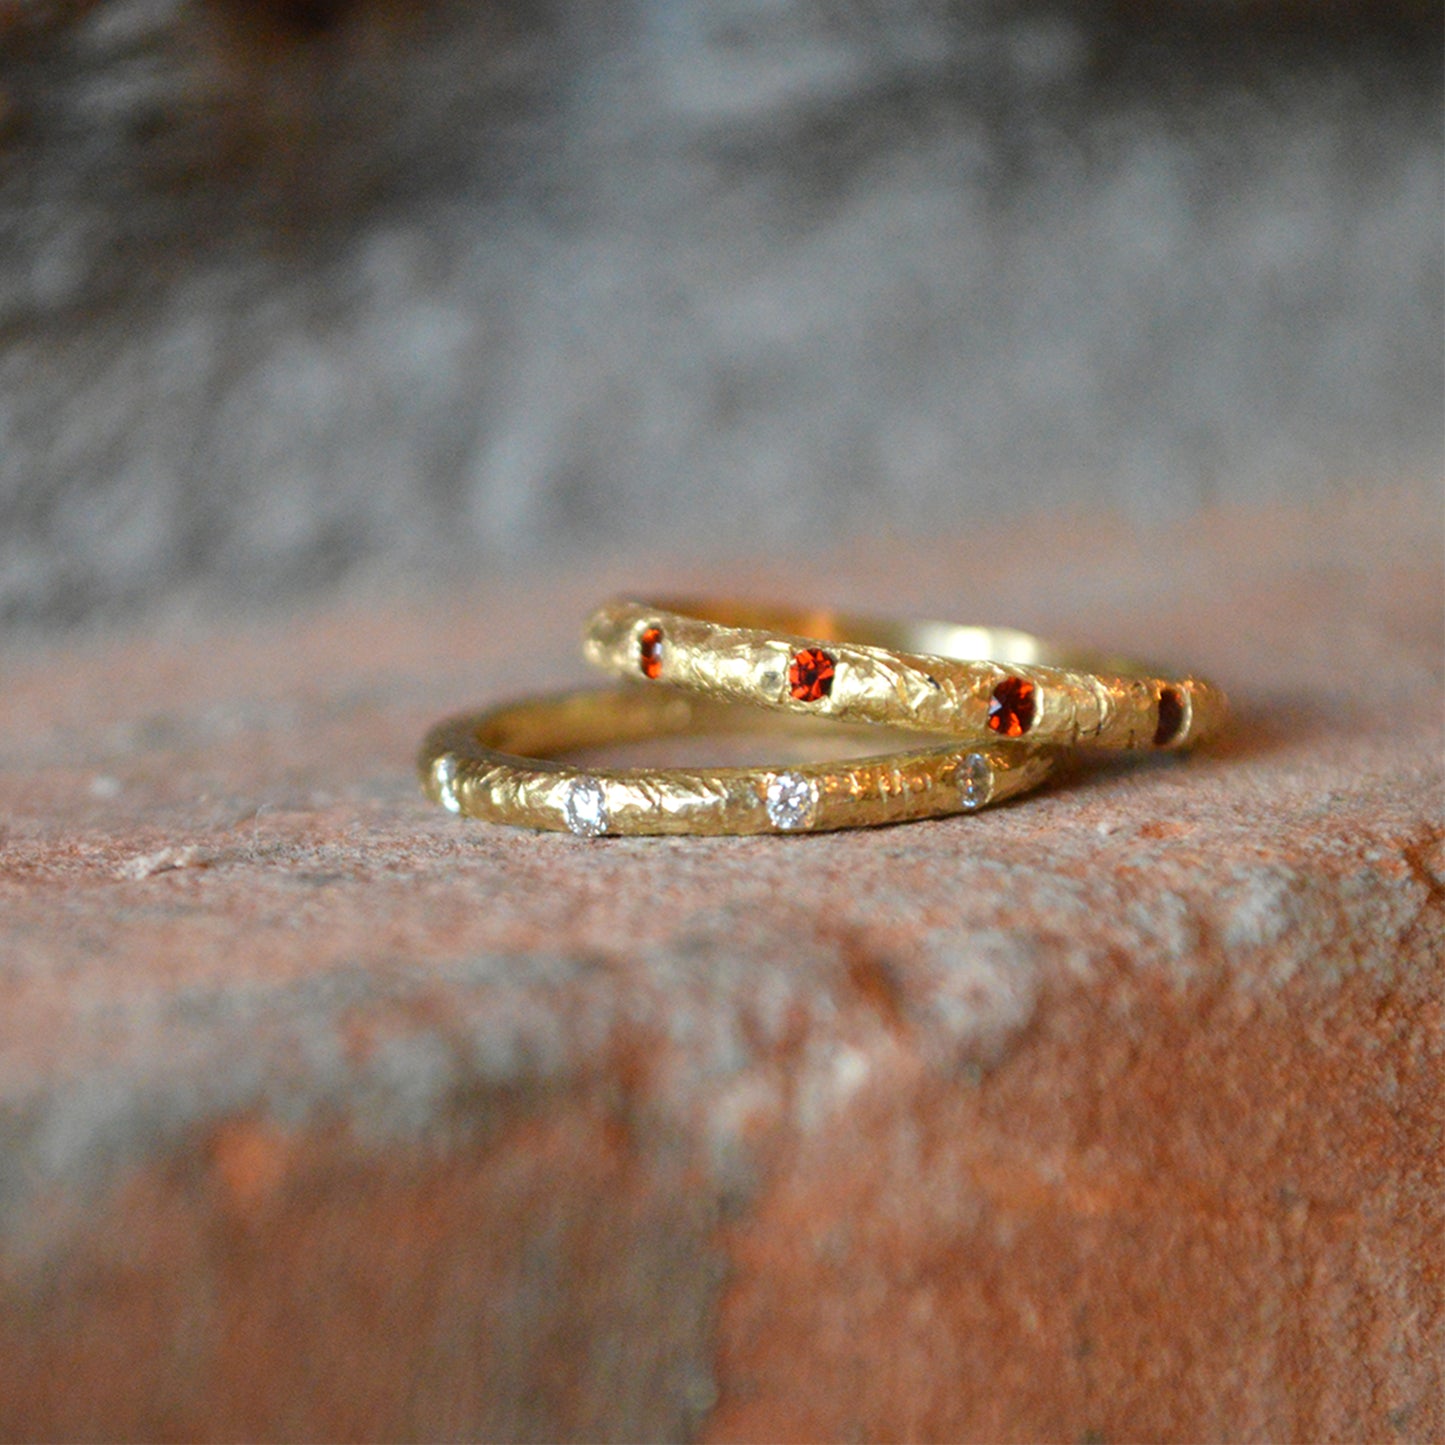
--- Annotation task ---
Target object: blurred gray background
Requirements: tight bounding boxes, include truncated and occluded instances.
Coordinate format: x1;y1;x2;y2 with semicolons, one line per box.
1;0;1440;625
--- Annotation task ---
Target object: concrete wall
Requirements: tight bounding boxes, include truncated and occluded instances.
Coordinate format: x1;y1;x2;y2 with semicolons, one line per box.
1;0;1440;624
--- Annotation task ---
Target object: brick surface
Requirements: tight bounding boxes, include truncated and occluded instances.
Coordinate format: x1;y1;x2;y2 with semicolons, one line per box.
0;487;1441;1441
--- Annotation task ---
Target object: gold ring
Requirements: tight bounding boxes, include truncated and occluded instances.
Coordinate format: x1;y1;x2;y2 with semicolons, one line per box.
418;687;1054;837
583;599;1226;751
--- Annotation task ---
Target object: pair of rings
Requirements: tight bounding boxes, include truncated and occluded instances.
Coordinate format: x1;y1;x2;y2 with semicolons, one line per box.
419;599;1227;838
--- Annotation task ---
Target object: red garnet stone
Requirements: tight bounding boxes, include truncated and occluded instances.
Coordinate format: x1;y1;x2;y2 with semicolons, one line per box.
1154;686;1185;746
987;676;1036;737
638;626;664;680
788;648;836;702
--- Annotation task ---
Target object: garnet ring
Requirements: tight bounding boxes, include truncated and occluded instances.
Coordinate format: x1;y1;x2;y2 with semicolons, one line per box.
581;599;1227;752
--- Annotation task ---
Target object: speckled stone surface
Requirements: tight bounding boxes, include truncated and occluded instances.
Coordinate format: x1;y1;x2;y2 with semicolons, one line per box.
0;487;1441;1441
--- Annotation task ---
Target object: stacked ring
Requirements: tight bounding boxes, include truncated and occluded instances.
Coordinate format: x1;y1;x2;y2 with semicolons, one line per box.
582;599;1227;751
419;596;1224;837
418;687;1054;837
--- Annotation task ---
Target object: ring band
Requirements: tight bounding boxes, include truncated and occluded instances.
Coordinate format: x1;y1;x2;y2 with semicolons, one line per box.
418;688;1054;837
583;599;1227;751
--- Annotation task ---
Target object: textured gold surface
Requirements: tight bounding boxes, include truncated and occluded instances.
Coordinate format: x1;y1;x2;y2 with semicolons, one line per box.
418;688;1054;836
583;599;1228;750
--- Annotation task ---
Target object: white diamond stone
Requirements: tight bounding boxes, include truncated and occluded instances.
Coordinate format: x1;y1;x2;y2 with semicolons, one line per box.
562;776;609;838
956;752;992;810
433;754;461;814
765;771;818;831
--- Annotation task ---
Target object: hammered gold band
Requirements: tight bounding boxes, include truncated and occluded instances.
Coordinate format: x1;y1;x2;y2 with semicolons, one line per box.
418;687;1054;837
583;599;1227;751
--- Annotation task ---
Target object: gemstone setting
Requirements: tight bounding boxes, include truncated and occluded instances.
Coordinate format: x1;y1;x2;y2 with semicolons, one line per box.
956;752;992;810
987;677;1036;737
638;626;664;680
788;648;836;702
562;776;609;838
765;771;819;831
1154;686;1185;747
433;754;461;814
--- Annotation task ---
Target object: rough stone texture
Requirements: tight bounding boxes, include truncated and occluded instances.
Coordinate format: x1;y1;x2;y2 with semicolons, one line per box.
0;0;1441;623
0;487;1441;1441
